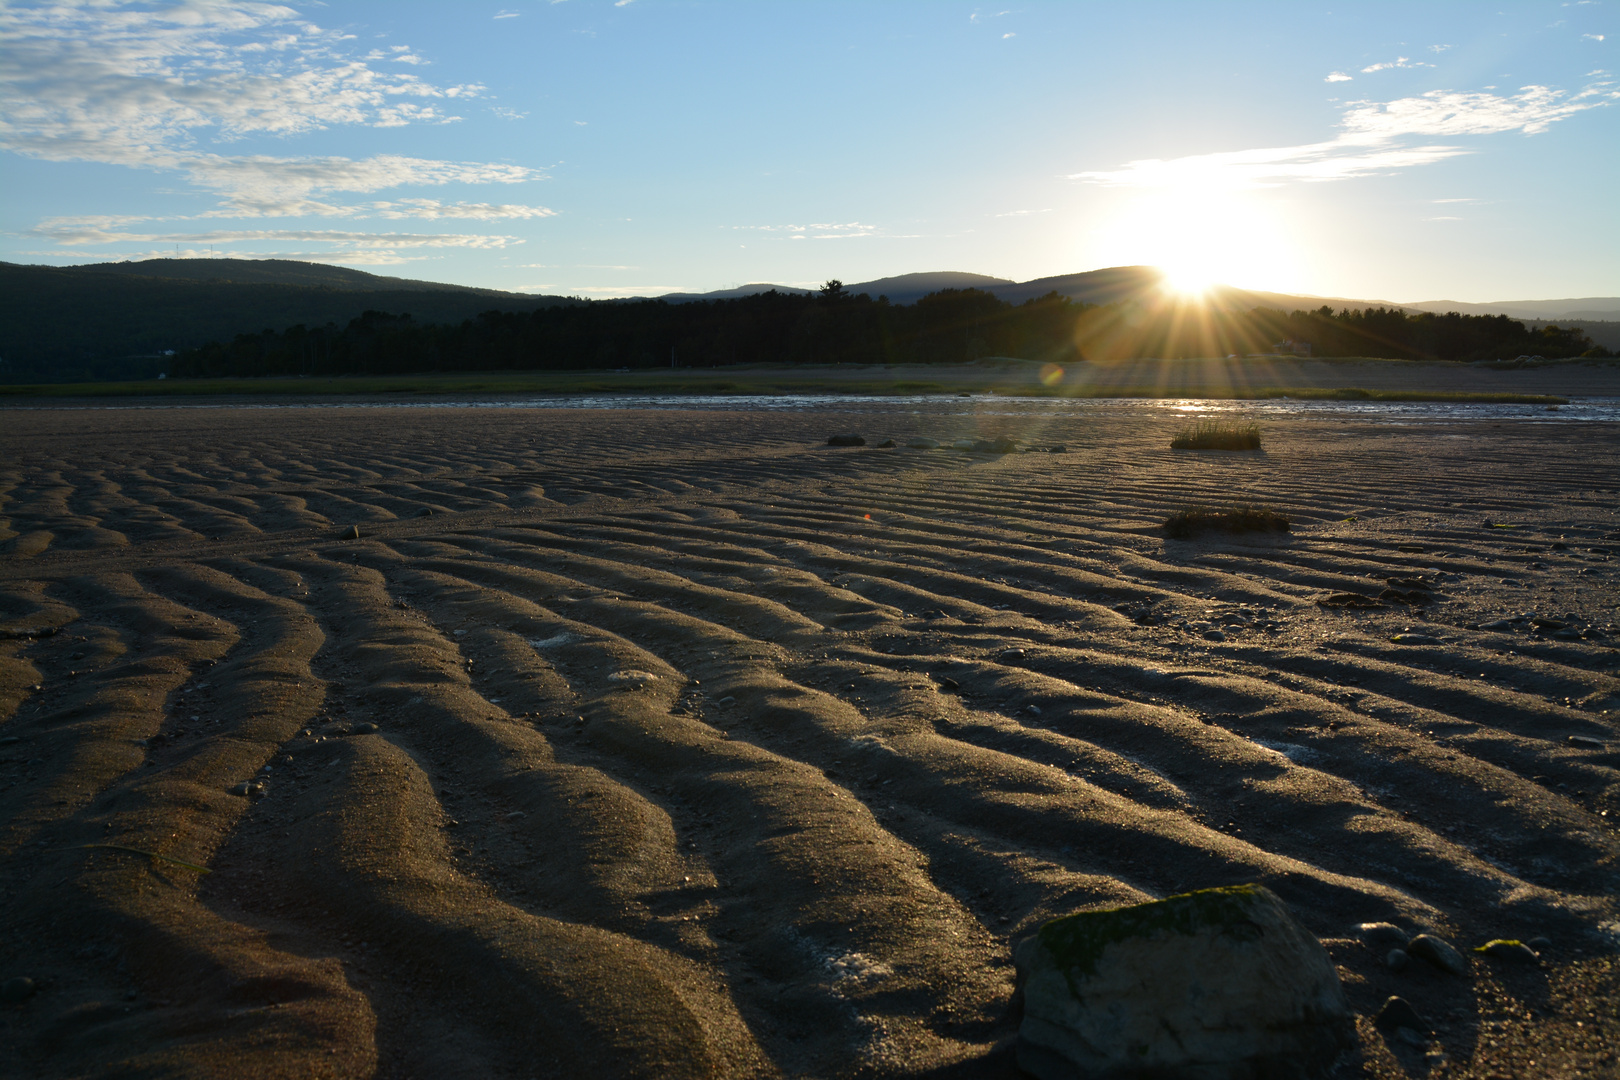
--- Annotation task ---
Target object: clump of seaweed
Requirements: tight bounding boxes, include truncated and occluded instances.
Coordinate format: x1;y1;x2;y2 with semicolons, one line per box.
1170;419;1262;451
1164;504;1291;539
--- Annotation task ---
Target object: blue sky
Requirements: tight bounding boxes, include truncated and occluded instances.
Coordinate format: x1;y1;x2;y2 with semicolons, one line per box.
1;1;1615;301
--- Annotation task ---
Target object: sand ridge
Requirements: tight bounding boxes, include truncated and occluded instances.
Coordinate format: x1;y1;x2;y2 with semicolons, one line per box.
1;402;1617;1077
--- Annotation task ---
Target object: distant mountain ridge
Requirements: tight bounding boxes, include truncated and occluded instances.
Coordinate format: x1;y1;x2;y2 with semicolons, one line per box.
57;257;534;298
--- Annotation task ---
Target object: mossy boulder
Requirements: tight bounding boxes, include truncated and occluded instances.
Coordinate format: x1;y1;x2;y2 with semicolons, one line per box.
1014;884;1352;1079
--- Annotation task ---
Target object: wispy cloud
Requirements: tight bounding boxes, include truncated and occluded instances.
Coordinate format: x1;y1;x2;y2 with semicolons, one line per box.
0;0;540;217
1585;33;1607;41
1362;56;1434;73
1073;82;1618;189
731;222;880;239
371;199;556;220
1326;72;1353;82
494;9;521;18
491;106;529;120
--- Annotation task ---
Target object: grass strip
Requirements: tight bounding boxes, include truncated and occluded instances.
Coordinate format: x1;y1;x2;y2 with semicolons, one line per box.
1171;419;1262;451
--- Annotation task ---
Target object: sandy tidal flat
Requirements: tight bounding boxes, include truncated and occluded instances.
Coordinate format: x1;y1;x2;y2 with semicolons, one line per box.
1;402;1618;1078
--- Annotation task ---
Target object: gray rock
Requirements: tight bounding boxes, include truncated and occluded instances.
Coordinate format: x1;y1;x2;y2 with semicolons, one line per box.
1389;633;1442;646
906;437;940;449
1015;884;1353;1080
1479;619;1518;631
826;434;866;447
342;524;360;540
1386;948;1408;972
1202;629;1226;642
1374;995;1426;1032
1;976;35;1004
875;439;897;448
1356;922;1409;950
1527;936;1552;951
1567;734;1607;749
1408;933;1469;976
1475;939;1539;963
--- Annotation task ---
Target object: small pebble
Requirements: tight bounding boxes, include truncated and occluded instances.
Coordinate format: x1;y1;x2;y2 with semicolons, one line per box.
1357;921;1409;950
352;722;380;734
1527;936;1552;951
1386;948;1409;972
717;696;736;706
1;976;35;1004
1202;629;1226;642
1374;995;1427;1033
1408;933;1469;976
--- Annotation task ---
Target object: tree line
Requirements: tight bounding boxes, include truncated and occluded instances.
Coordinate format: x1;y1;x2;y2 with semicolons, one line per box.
171;282;1608;378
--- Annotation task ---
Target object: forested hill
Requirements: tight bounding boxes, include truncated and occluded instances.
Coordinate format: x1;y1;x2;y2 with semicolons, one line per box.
172;284;1606;380
0;261;577;383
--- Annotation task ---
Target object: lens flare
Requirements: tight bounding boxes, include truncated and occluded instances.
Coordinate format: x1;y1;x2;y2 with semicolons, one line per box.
1039;363;1064;386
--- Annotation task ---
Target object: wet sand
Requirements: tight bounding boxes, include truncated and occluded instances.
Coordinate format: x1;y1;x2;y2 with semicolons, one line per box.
1;401;1617;1078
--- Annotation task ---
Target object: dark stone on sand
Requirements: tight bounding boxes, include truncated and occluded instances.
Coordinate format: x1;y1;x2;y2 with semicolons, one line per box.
1480;619;1518;631
934;675;960;692
342;524;360;540
907;437;940;449
1;977;35;1004
1567;734;1606;748
1528;936;1552;950
1408;933;1468;976
827;434;866;447
1374;996;1427;1033
1386;948;1408;972
418;507;434;517
1015;885;1353;1080
990;436;1019;453
1475;939;1539;963
1320;592;1383;610
876;439;896;448
1202;629;1226;642
1356;922;1409;950
353;722;380;734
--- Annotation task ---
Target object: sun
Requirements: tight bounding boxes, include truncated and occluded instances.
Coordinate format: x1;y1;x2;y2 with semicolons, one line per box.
1161;261;1216;298
1084;188;1305;295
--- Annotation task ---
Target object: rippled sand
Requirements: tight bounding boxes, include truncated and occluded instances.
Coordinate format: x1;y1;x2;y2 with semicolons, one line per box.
2;403;1617;1078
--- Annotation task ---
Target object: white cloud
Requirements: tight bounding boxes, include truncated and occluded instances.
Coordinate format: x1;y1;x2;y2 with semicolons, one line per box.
1072;82;1618;189
1429;44;1454;53
494;10;521;18
1326;71;1353;82
371;198;556;220
1003;33;1015;39
1362;57;1433;73
1586;33;1607;41
31;223;523;251
0;1;540;217
491;106;529;120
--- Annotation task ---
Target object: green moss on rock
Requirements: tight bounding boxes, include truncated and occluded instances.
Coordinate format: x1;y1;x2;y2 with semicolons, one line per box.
1036;884;1268;980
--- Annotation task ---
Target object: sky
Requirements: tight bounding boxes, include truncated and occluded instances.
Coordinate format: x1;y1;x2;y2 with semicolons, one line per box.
1;1;1616;303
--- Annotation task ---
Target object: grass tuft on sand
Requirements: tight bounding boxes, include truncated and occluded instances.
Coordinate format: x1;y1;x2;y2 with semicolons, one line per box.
1163;504;1291;539
1170;419;1262;451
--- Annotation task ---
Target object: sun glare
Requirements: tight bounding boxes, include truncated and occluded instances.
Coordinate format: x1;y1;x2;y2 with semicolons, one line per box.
1085;189;1304;296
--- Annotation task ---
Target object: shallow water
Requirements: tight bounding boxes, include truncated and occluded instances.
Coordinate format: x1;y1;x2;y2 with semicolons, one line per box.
13;392;1620;422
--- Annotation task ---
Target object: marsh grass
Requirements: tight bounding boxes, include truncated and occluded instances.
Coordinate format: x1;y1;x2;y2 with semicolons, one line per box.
1164;504;1291;539
1170;419;1263;451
